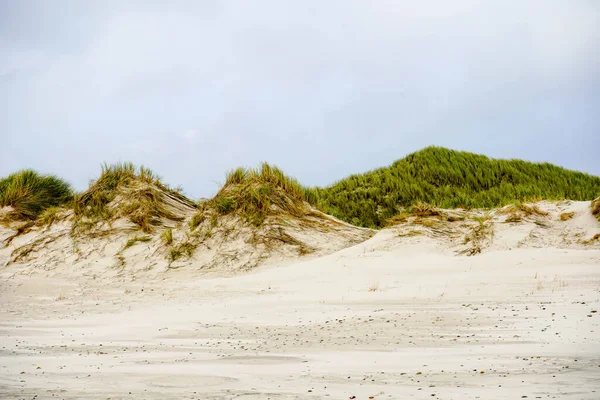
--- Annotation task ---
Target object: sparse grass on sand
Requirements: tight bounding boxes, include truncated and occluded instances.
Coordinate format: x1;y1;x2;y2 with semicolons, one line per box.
499;203;549;223
582;233;600;245
498;203;549;217
460;215;494;256
123;235;152;250
161;228;173;245
168;240;197;262
0;170;73;221
592;197;600;222
72;162;192;234
560;212;575;221
397;229;424;237
368;281;380;292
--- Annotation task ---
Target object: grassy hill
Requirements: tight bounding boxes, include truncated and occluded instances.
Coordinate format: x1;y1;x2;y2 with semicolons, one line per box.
314;147;600;228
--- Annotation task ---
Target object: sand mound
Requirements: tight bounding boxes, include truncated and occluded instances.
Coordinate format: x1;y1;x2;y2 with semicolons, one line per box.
70;163;197;235
0;164;373;279
385;200;600;255
1;161;596;281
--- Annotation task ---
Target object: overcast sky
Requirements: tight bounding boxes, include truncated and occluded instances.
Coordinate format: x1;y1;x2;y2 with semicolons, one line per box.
1;1;598;198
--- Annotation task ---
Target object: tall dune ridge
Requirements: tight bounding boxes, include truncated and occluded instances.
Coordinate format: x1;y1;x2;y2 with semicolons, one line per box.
1;147;599;399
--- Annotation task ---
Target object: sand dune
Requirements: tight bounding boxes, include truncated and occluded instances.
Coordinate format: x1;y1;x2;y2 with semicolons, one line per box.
0;200;599;399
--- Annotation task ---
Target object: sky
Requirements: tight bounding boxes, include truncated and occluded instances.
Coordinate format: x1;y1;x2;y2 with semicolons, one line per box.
1;1;599;198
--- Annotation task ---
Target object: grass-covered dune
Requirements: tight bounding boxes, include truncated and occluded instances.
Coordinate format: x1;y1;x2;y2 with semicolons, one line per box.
314;147;600;228
191;163;318;228
1;147;599;229
72;162;196;234
0;170;73;220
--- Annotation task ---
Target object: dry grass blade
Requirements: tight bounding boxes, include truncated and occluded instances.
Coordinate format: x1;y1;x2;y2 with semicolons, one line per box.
459;217;494;256
559;212;575;221
500;203;549;217
123;235;152;250
3;221;35;246
504;213;522;223
411;202;441;217
582;233;600;245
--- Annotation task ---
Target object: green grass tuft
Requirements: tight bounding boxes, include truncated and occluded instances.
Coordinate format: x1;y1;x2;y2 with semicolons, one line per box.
0;170;73;220
36;206;67;227
161;228;173;245
123;235;152;249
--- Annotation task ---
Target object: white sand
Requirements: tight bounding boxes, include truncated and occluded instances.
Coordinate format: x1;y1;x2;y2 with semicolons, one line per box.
1;201;599;399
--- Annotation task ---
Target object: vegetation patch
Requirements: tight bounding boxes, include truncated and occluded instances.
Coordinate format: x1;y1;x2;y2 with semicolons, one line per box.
398;229;424;237
500;203;549;224
36;206;71;227
592;197;600;222
192;163;318;227
385;213;409;226
168;240;197;262
504;213;522;223
412;217;440;229
498;203;549;217
0;170;73;221
161;228;173;245
559;212;575;221
123;235;152;250
410;202;441;218
314;147;600;228
459;216;494;256
72;162;194;235
582;233;600;245
3;221;35;246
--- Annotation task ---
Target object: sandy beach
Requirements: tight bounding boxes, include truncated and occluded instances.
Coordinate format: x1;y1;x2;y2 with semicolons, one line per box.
2;210;599;399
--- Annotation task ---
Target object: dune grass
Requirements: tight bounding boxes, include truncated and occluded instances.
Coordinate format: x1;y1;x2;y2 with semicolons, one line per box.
314;147;600;228
168;240;196;262
498;203;549;218
560;212;575;221
193;163;318;227
36;206;69;227
592;197;600;222
4;148;599;232
161;228;173;245
459;215;494;256
123;235;152;249
73;162;190;234
0;170;73;221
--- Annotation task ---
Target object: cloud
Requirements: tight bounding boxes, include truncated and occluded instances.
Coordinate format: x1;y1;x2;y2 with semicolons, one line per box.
182;130;199;141
0;1;598;197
